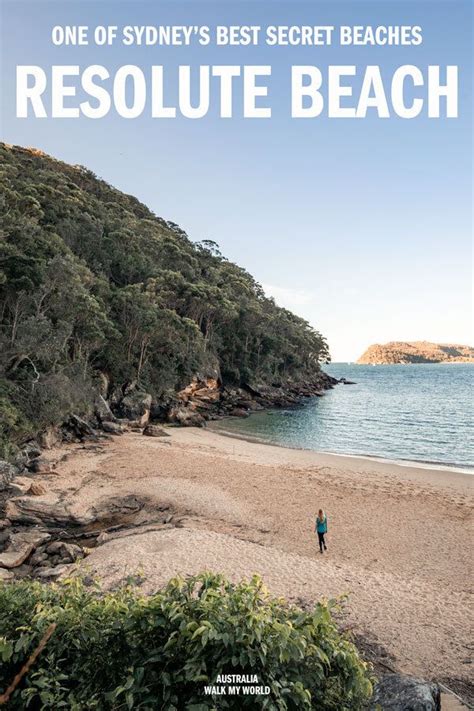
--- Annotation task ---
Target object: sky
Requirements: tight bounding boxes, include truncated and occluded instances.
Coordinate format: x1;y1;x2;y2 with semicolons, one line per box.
1;0;472;361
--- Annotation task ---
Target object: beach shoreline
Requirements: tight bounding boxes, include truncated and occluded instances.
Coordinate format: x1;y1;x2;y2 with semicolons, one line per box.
4;427;473;701
208;419;474;476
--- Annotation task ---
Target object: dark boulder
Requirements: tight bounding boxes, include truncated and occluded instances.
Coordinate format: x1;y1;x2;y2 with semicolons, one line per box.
0;529;11;551
150;400;172;421
26;457;55;474
67;414;99;440
94;395;116;423
117;391;152;426
370;674;441;711
22;440;42;461
101;421;124;435
143;424;170;437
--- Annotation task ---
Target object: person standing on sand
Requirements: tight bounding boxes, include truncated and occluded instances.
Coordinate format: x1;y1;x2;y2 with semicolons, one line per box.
315;509;328;554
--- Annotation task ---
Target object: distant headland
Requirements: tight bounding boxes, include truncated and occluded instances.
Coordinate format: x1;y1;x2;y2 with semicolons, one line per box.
357;341;474;364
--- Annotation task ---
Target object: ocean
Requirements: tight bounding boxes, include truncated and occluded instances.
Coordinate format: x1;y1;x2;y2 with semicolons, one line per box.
214;363;474;471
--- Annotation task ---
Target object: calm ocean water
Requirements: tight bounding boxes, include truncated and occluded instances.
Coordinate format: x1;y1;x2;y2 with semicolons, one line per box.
215;364;474;471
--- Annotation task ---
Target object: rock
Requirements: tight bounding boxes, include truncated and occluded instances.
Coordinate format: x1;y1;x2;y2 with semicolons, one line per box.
229;408;250;418
117;391;152;426
0;530;11;549
6;496;96;527
38;426;61;449
67;414;98;440
150;401;171;421
46;541;64;555
9;476;46;497
101;421;124;435
0;530;50;569
192;389;220;403
95;494;144;519
96;532;110;546
142;424;169;438
36;564;74;580
191;399;214;411
0;568;14;581
29;481;47;496
0;519;11;530
27;457;55;474
370;674;441;711
48;541;79;562
46;541;84;563
168;406;204;427
7;493;144;529
94;395;116;423
22;440;42;461
0;460;18;491
65;543;83;562
29;551;48;566
178;377;220;401
9;476;34;495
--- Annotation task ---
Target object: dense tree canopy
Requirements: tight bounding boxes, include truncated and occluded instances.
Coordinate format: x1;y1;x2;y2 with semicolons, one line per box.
0;143;329;454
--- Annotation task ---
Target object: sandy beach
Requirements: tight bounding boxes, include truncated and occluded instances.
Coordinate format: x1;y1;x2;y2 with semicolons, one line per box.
15;427;473;697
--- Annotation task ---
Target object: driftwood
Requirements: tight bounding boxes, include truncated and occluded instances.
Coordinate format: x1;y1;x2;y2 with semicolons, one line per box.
0;623;57;705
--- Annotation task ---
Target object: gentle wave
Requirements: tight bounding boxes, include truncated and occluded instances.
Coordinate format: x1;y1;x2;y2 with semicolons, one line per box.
214;363;474;471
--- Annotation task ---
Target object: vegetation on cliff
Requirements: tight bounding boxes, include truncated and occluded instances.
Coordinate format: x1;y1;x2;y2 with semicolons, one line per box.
0;573;372;709
357;341;474;365
0;143;329;457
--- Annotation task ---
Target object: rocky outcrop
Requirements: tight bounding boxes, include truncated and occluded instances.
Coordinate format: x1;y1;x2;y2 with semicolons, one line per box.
94;395;116;423
358;341;474;365
116;391;152;426
167;405;205;427
5;496;96;527
152;371;336;426
66;414;99;441
370;674;441;710
0;529;50;569
5;492;144;529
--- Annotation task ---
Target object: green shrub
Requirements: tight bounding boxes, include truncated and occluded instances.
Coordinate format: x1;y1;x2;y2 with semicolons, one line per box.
0;573;373;710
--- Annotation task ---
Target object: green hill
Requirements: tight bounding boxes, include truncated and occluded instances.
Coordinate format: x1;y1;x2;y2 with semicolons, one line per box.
0;143;329;455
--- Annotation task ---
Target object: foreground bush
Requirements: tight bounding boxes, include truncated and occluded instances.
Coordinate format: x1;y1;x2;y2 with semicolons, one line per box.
0;573;372;710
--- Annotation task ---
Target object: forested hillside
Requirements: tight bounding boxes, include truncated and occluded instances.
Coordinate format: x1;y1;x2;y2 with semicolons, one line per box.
0;143;329;455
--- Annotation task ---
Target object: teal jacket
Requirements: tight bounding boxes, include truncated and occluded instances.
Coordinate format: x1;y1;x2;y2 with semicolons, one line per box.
316;516;327;534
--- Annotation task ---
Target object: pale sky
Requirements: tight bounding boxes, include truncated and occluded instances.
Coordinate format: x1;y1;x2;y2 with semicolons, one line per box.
1;0;472;361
